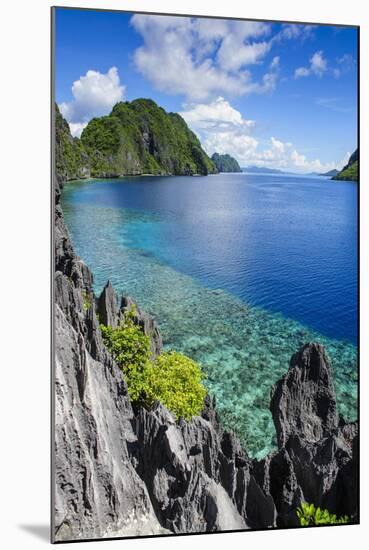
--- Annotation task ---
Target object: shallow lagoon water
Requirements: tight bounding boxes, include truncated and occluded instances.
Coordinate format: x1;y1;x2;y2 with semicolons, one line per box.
61;174;358;458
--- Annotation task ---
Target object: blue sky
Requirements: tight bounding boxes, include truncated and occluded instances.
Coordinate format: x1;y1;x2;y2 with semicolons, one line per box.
55;8;358;173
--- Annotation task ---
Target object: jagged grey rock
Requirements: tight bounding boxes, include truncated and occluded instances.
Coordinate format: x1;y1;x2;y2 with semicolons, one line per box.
54;182;169;541
55;303;167;541
97;280;118;328
270;342;338;447
130;393;278;533
267;342;357;525
132;403;262;533
95;283;163;356
120;295;163;355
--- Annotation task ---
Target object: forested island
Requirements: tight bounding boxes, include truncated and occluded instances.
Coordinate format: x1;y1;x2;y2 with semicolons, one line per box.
332;149;358;181
211;153;242;173
56;99;217;179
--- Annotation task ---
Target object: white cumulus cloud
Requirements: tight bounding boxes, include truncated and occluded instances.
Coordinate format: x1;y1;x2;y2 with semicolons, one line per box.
295;66;310;78
294;50;328;78
205;131;259;161
180;97;348;173
130;15;284;100
310;50;328;74
180;96;255;131
59;67;125;136
180;97;257;158
334;53;357;78
245;138;350;173
276;23;315;41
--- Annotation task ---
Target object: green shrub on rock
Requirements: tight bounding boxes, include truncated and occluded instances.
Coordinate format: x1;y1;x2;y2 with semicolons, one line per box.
100;314;207;420
297;502;349;526
100;317;151;372
100;315;154;405
151;351;207;420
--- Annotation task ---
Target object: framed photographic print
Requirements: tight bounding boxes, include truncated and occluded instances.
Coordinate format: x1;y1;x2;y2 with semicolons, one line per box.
52;5;359;543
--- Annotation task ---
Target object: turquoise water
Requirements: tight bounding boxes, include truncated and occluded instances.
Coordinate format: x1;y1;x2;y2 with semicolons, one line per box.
61;175;358;458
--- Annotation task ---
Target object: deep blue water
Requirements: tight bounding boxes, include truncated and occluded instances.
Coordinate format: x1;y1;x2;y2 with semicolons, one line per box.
63;173;357;342
61;173;358;457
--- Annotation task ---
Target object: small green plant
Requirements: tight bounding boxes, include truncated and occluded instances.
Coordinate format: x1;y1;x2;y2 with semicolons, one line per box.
82;290;91;311
297;502;349;526
100;310;207;420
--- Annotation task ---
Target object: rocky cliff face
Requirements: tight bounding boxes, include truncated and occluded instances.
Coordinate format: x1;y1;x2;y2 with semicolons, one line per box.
266;343;358;526
54;180;168;541
55;105;91;181
54;184;358;540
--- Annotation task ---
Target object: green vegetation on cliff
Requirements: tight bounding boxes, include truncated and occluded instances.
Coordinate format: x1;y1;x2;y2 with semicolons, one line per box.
332;149;358;182
55;104;90;181
211;152;242;173
101;308;207;420
55;99;217;178
81;99;217;177
333;161;358;182
296;502;349;526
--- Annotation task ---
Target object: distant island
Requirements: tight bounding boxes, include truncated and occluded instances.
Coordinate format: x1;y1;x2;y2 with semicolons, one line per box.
242;166;353;179
332;149;358;182
305;170;339;177
211;153;242;173
242;166;296;175
55;99;218;180
320;169;339;177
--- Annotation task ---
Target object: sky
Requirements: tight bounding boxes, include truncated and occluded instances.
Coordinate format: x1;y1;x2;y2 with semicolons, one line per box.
55;8;358;173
